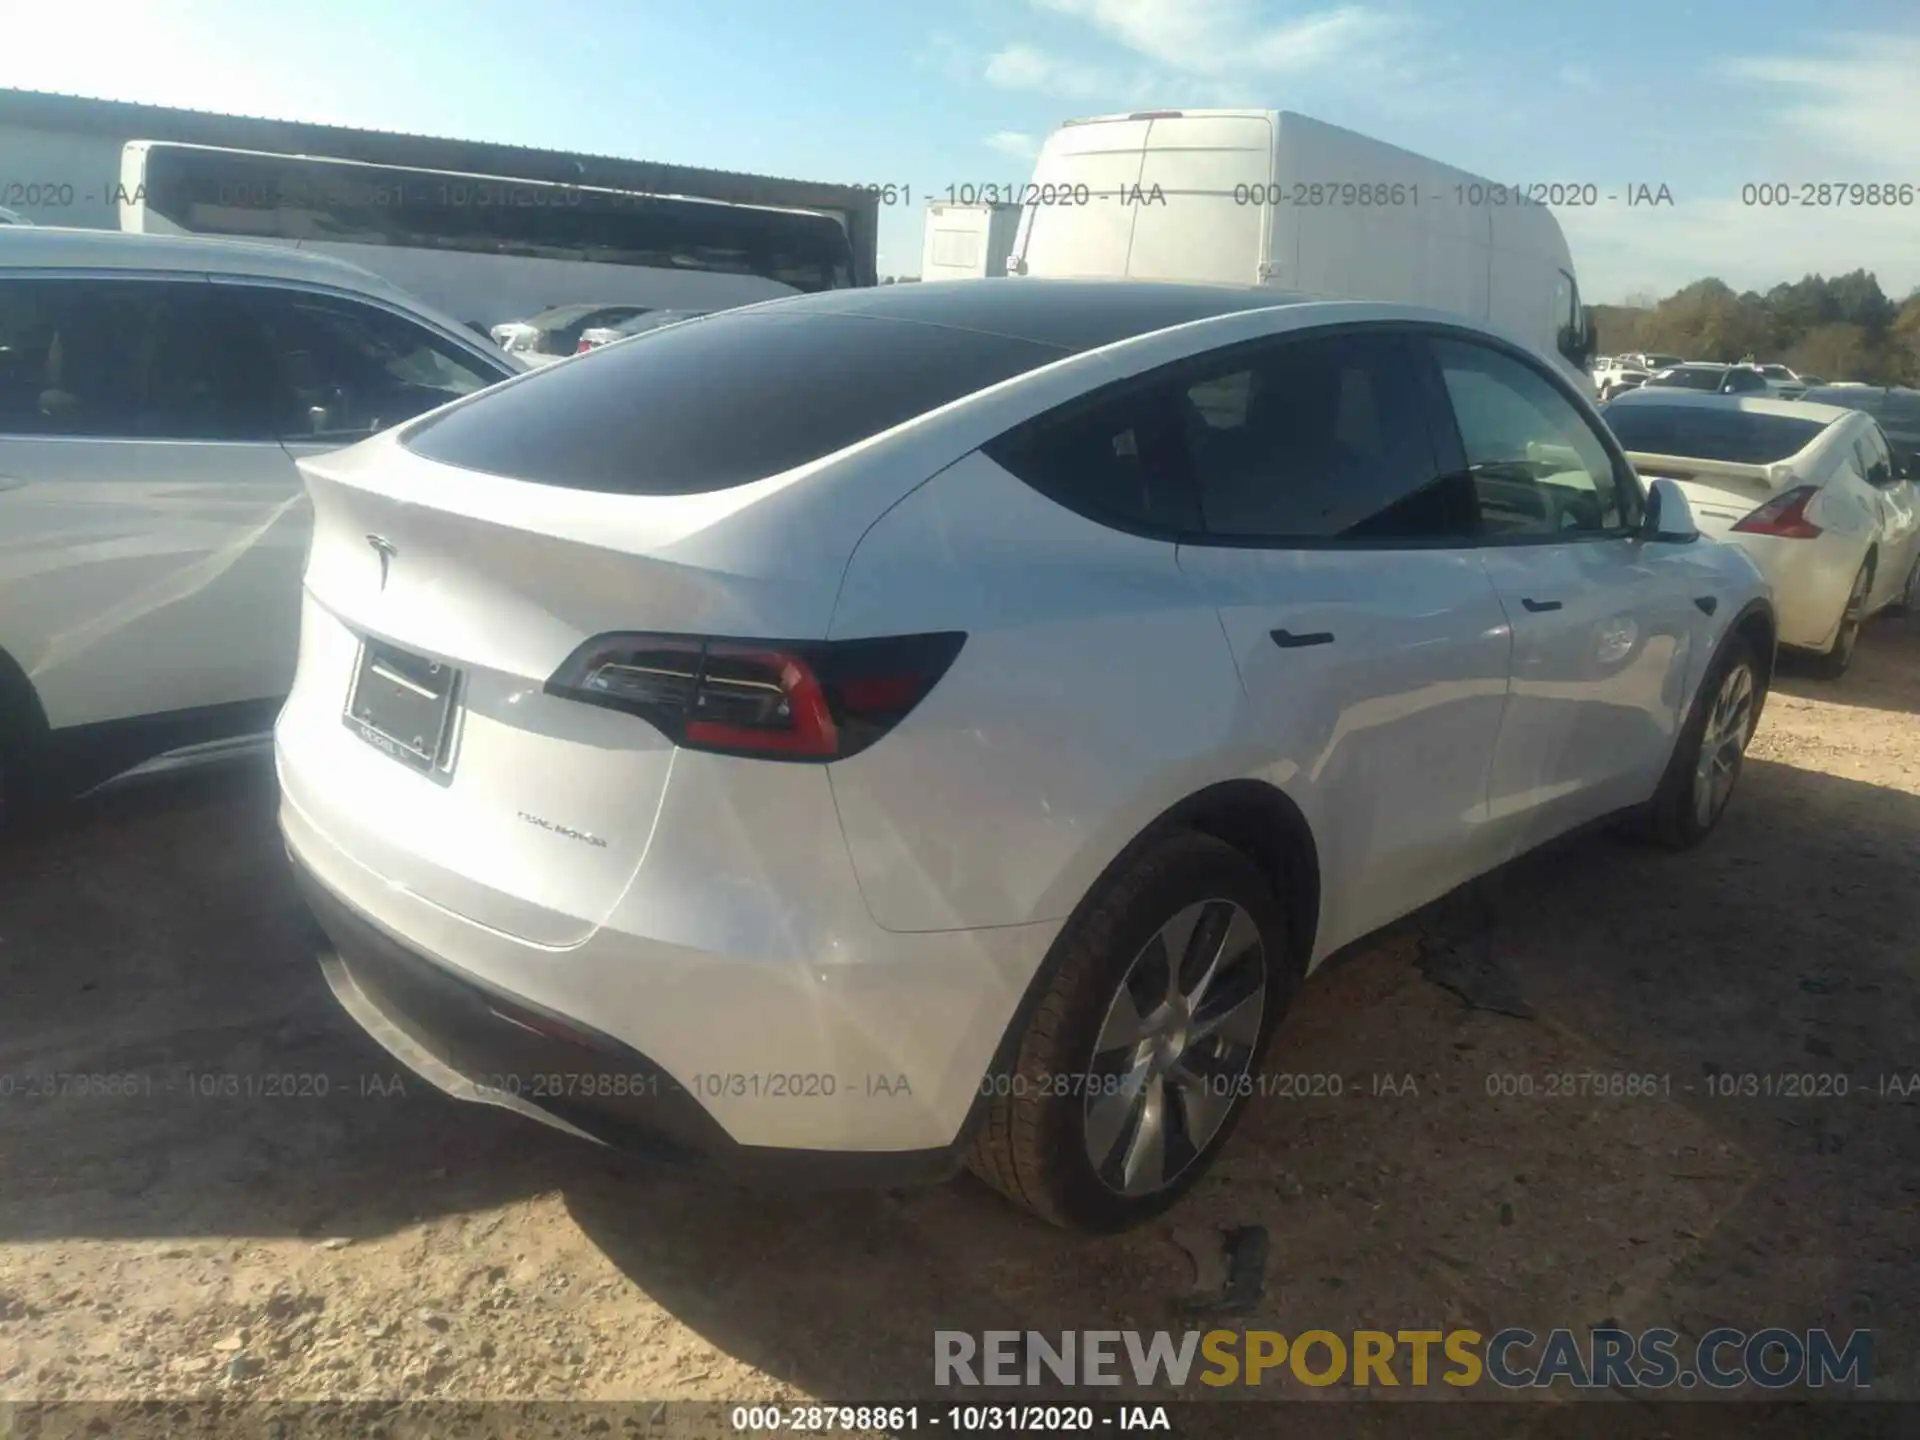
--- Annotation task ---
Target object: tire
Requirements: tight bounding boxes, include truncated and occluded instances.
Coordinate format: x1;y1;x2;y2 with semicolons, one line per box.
1639;629;1762;849
1811;560;1872;680
967;830;1295;1232
1886;553;1920;616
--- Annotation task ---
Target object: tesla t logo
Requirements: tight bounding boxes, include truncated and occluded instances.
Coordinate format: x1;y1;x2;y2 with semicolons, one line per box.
366;534;397;591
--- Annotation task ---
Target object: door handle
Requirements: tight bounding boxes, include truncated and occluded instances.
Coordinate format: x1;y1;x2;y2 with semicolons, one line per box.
1271;629;1335;648
1519;597;1562;613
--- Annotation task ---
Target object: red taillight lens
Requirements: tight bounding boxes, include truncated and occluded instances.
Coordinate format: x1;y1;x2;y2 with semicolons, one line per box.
575;338;594;354
544;631;966;761
1732;485;1823;539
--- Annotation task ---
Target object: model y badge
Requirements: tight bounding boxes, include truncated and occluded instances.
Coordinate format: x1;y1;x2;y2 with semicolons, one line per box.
366;534;397;591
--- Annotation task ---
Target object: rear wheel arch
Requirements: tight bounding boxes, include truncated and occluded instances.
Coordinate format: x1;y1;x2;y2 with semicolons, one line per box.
1727;599;1776;697
0;645;49;740
1148;779;1321;971
0;645;50;816
964;777;1320;1133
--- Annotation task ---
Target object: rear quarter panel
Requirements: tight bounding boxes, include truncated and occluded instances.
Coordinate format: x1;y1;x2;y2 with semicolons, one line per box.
825;451;1249;934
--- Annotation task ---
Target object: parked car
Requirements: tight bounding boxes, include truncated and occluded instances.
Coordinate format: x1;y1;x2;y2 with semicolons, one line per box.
1752;363;1809;400
1620;352;1684;374
574;309;710;353
1594;358;1653;401
0;226;521;815
489;303;652;364
281;279;1773;1232
1800;385;1920;474
1642;362;1772;396
1603;389;1920;677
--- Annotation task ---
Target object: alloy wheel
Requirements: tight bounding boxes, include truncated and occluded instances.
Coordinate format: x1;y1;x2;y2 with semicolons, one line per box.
1693;661;1755;828
1082;899;1266;1197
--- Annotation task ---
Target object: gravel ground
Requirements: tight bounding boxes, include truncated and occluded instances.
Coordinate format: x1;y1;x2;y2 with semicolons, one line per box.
1;613;1915;1423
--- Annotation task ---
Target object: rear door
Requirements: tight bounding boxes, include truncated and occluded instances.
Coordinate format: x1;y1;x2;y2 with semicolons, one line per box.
0;272;304;730
1013;118;1151;277
1426;335;1697;854
1173;326;1512;955
1126;114;1272;284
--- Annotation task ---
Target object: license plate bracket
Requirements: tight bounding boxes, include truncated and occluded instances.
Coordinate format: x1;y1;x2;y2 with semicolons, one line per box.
344;639;461;773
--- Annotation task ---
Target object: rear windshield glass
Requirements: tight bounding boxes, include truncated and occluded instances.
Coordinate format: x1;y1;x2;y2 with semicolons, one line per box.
1603;403;1829;464
402;309;1066;493
1647;367;1723;390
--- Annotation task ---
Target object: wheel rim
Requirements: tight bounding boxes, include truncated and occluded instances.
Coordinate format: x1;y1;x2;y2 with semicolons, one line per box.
1693;661;1755;828
1082;899;1266;1197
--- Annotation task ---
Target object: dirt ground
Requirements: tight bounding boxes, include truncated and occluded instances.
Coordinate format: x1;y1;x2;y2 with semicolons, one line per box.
1;612;1916;1427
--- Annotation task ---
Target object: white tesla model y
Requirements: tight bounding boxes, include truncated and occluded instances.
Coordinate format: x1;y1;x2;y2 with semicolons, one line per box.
278;280;1775;1231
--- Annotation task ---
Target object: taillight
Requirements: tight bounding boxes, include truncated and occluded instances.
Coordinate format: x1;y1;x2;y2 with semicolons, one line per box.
1732;484;1823;539
544;632;967;761
575;338;594;354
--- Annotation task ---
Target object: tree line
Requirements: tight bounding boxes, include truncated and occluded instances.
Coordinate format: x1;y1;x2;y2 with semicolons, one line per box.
1592;271;1920;385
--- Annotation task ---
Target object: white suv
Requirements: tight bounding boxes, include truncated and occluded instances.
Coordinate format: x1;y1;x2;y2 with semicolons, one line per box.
0;227;519;813
279;281;1775;1231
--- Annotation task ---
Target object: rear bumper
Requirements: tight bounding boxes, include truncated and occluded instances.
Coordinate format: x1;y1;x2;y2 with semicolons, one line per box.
292;849;975;1187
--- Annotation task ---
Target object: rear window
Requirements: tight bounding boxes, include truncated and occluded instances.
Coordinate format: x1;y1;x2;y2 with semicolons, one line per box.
1647;367;1724;391
1603;403;1829;464
402;309;1066;493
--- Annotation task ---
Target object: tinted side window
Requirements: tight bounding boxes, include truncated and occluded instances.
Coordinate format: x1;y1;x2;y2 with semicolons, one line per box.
1186;332;1473;540
1432;337;1628;538
1724;368;1769;394
1857;427;1892;486
240;288;504;442
0;277;278;441
985;375;1200;533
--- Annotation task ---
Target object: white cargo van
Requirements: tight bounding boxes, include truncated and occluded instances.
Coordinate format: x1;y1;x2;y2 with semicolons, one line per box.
1011;109;1596;389
920;202;1023;280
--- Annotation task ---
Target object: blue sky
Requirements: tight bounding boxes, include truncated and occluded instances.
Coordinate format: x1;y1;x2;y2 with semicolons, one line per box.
5;0;1919;300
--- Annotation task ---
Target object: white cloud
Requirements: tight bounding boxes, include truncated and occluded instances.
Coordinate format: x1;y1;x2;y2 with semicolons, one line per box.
1028;0;1399;79
984;130;1041;159
984;42;1114;98
1723;33;1920;169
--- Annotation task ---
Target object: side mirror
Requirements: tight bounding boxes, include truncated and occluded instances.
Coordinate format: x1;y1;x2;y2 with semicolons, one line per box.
1643;477;1700;543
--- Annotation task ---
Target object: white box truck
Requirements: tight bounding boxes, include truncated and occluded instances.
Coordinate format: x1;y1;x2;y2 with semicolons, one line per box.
1009;109;1596;389
920;202;1024;280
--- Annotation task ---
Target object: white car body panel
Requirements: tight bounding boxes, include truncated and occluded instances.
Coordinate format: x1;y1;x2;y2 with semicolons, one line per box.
276;289;1770;1162
0;228;521;744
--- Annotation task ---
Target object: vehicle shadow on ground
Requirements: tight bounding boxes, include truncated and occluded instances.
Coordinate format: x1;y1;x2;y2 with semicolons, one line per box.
0;764;606;1246
564;756;1920;1407
4;675;1916;1416
1770;608;1920;715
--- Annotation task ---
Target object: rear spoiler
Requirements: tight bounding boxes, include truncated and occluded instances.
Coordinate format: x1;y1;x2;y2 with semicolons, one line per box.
1622;451;1788;495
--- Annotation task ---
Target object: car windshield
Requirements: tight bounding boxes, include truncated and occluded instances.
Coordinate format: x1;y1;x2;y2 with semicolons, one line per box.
1603;402;1830;464
1759;365;1793;379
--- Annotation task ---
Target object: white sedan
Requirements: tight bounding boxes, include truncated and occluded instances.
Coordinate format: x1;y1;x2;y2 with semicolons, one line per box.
278;281;1774;1231
1603;389;1920;676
